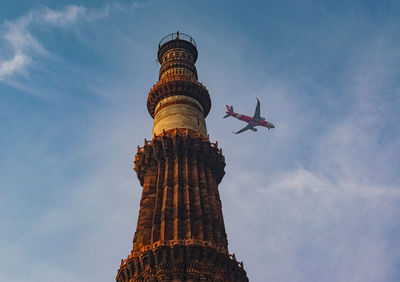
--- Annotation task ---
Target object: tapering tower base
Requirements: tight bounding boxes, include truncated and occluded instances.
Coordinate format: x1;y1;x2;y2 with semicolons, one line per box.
116;243;247;281
117;129;248;282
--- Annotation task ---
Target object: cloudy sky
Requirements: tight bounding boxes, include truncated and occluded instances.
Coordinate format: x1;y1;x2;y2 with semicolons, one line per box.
1;1;400;281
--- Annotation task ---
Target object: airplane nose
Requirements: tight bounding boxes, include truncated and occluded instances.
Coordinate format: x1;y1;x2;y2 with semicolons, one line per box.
270;123;275;128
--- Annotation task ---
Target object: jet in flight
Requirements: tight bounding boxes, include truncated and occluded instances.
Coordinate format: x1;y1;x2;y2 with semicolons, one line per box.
224;98;275;134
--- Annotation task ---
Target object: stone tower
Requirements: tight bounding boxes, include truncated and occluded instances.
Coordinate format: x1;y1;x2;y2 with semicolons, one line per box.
116;32;248;282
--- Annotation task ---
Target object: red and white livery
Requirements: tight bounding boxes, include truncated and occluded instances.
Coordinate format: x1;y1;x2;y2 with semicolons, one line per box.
224;98;275;134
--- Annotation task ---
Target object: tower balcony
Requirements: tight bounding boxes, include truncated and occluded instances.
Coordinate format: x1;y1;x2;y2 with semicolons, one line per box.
159;32;197;49
157;32;198;65
147;74;211;119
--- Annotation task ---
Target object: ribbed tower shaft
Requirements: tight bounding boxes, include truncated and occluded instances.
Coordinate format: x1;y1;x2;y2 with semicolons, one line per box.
133;130;227;249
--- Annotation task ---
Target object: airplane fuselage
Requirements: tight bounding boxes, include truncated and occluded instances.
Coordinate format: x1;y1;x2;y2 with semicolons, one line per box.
226;111;274;129
230;112;268;126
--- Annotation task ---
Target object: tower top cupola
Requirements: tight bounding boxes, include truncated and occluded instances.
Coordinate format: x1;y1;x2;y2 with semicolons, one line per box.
156;31;199;81
157;31;198;64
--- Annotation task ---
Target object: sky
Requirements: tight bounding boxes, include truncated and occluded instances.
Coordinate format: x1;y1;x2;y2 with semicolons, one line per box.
1;0;400;281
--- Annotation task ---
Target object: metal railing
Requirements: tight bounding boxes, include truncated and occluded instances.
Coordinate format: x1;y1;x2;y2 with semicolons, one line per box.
159;31;197;48
149;74;206;93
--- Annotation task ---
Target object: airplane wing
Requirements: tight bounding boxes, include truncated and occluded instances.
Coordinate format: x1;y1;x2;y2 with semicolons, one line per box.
252;98;261;121
233;123;254;134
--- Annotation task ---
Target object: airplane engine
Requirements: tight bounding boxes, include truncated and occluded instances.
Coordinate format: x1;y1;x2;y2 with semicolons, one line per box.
251;127;257;132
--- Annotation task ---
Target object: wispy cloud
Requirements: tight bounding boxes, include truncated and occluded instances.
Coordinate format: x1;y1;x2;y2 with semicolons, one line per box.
40;3;126;27
0;52;30;77
41;6;87;27
0;4;122;82
0;12;40;79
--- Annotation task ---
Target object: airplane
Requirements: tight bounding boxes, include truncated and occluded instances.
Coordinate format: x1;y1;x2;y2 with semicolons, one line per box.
224;98;275;134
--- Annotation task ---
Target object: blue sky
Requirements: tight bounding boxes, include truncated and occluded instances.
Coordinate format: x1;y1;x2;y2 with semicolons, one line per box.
1;1;400;281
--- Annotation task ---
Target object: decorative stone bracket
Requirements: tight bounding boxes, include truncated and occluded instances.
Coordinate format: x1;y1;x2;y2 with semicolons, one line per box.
134;128;225;186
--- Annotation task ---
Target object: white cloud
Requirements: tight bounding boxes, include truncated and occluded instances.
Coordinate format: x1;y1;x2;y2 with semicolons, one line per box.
41;6;87;27
0;12;42;80
4;14;41;51
0;4;124;82
0;52;30;77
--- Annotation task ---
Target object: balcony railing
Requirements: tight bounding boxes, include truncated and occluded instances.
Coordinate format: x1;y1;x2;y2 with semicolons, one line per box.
159;31;197;49
149;74;206;93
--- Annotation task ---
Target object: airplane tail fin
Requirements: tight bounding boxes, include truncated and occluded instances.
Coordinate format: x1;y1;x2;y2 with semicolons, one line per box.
224;105;234;118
